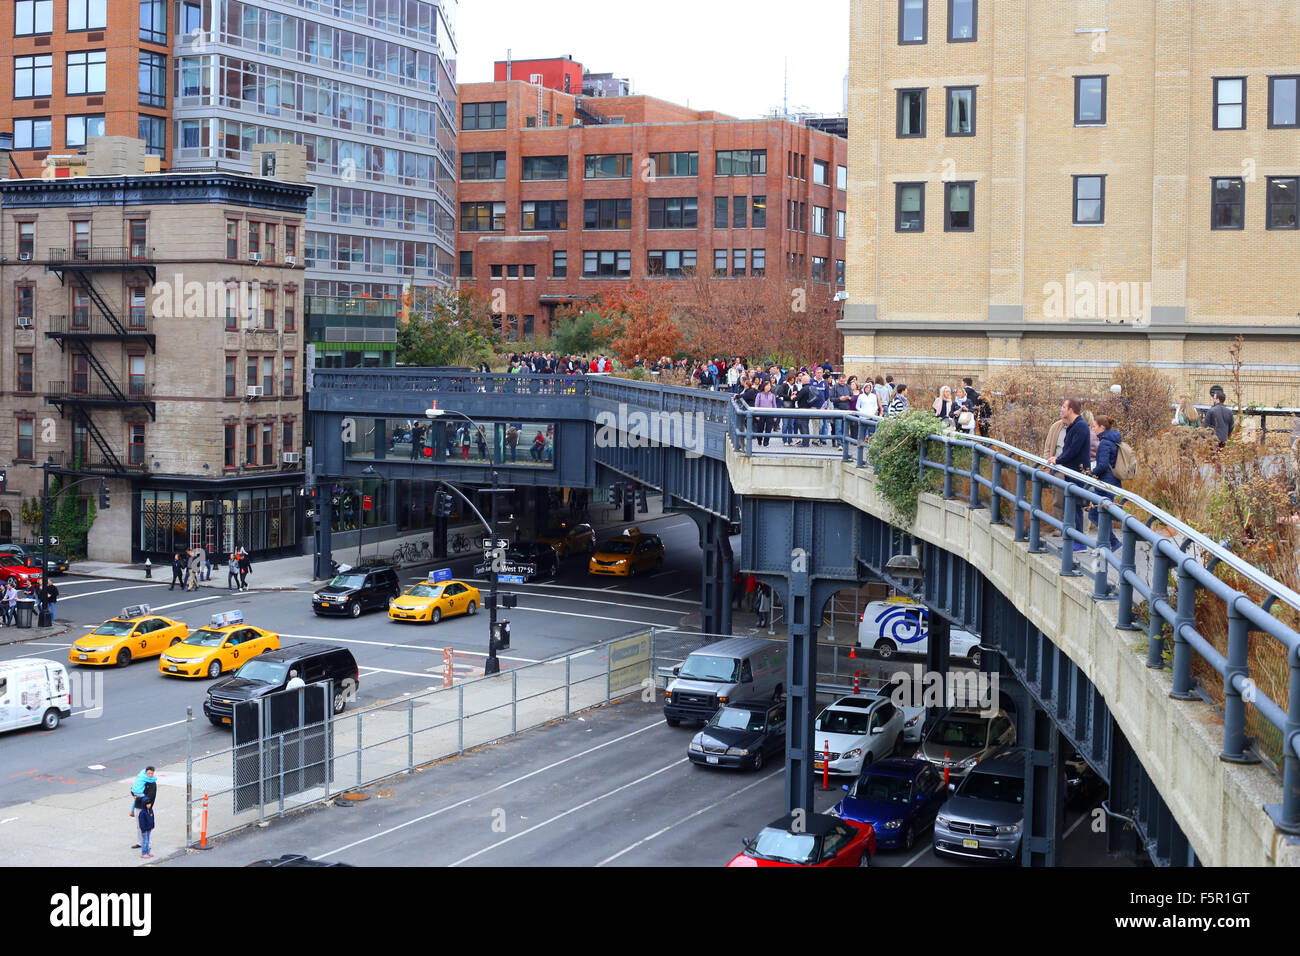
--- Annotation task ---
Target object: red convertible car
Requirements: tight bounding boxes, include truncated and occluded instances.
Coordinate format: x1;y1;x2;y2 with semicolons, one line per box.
727;813;877;867
0;554;43;588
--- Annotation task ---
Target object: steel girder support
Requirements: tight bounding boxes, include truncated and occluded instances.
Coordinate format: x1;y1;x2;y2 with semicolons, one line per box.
683;509;734;638
1024;697;1065;867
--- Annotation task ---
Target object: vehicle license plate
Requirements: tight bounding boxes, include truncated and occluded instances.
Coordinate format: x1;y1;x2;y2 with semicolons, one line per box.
963;838;979;849
168;665;178;672
706;756;719;765
78;654;87;660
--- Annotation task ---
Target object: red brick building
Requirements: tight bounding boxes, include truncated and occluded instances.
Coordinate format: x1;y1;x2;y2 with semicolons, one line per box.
456;78;849;340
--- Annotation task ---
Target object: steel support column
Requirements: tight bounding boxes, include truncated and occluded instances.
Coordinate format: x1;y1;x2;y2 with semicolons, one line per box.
313;488;333;579
697;514;733;637
1025;700;1063;867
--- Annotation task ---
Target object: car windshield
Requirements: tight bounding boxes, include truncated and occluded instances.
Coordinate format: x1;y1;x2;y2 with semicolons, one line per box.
233;659;289;684
677;655;740;683
91;621;135;637
709;707;765;732
329;574;366;588
852;774;913;803
817;709;870;735
931;716;989;749
184;629;226;647
405;584;443;598
748;828;817;864
959;772;1024;804
601;540;636;554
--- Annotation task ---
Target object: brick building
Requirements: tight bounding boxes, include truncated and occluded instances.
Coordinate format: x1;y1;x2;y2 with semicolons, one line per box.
0;138;311;562
843;0;1300;401
456;75;849;340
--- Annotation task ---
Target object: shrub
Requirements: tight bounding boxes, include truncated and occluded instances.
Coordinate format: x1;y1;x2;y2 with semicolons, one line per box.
867;410;948;527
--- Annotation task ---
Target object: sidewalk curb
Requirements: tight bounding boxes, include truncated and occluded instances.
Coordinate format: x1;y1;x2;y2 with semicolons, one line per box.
0;623;71;648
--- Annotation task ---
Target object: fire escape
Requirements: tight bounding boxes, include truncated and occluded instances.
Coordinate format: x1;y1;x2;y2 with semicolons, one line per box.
45;246;157;474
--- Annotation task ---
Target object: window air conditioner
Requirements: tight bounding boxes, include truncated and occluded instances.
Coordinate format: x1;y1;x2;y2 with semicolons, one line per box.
282;452;300;464
17;316;33;328
18;253;32;261
249;252;263;262
285;255;296;265
246;385;263;397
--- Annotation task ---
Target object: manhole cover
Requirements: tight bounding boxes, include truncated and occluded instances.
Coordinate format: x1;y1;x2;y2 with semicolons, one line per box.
337;791;370;803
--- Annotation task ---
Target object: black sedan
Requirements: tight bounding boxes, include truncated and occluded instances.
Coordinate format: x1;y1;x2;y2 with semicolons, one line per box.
688;699;786;771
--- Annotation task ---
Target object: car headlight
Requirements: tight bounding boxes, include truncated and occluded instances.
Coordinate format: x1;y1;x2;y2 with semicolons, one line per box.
726;747;748;756
936;815;951;828
312;593;322;601
842;748;863;760
904;714;921;727
879;820;903;830
913;750;925;760
689;740;703;753
958;756;979;769
996;823;1022;834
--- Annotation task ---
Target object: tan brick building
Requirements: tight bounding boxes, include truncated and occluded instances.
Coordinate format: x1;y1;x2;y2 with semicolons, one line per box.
843;0;1300;403
0;138;311;562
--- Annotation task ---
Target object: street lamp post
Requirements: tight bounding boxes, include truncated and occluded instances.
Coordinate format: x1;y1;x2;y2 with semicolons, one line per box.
32;458;108;624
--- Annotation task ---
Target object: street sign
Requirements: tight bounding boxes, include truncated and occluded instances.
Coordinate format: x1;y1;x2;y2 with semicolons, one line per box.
499;574;525;584
38;536;59;546
481;537;510;551
362;495;372;511
474;561;536;578
431;567;452;582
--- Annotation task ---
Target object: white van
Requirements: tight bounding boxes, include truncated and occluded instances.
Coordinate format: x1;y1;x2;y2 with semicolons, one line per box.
857;599;983;666
0;658;73;733
664;637;786;726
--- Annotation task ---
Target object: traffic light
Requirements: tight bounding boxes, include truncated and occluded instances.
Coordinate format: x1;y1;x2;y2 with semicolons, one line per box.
435;490;454;517
637;487;649;514
0;468;6;494
609;483;622;507
98;479;110;510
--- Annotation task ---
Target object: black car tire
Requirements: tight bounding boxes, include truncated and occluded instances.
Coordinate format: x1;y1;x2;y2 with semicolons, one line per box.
42;708;60;731
752;750;764;772
333;691;346;715
466;600;477;616
969;648;982;669
431;607;441;624
349;600;362;619
207;659;222;679
857;851;870;867
874;639;897;658
665;716;680;727
116;648;131;668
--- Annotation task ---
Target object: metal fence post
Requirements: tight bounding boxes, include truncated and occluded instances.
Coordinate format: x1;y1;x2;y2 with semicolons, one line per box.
1221;606;1256;763
1060;488;1080;576
256;698;265;823
942;442;954;499
512;668;518;736
408;697;415;772
1283;650;1300;831
1147;550;1171;668
1028;474;1044;552
990;456;1003;525
967;445;981;509
1116;524;1140;629
606;639;613;702
457;683;464;755
1013;467;1028;542
565;653;572;714
1092;504;1115;599
185;706;193;849
1170;566;1198;700
356;712;363;787
278;735;286;817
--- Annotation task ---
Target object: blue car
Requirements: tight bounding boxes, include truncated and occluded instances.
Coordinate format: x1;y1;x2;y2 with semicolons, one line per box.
829;758;948;851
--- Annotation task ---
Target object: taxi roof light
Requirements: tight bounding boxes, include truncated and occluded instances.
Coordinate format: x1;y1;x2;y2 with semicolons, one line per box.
122;604;150;619
211;609;244;628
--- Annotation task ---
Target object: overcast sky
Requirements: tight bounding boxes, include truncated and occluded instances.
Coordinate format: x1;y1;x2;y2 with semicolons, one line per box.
452;0;850;120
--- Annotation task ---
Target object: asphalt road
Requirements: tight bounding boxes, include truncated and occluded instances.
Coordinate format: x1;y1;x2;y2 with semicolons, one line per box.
166;696;1119;868
0;512;708;809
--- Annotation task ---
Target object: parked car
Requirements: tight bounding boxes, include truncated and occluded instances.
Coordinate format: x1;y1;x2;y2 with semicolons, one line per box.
858;597;983;665
933;748;1027;863
829;758;948;851
388;579;481;624
727;813;876;867
1065;751;1104;810
0;554;42;588
663;637;786;726
0;545;70;575
158;610;280;679
245;854;353;867
915;708;1017;782
205;643;359;725
0;658;71;732
312;566;401;618
687;698;786;771
588;529;665;577
536;522;596;558
813;694;905;777
70;606;188;667
875;675;927;743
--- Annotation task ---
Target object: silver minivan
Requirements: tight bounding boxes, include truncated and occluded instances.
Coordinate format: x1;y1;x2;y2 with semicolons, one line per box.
664;637;786;726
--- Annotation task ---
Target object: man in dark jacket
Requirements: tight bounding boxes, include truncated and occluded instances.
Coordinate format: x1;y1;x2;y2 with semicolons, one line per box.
1048;398;1092;550
40;580;59;624
795;372;818;447
169;553;185;590
1204;387;1234;447
236;549;251;591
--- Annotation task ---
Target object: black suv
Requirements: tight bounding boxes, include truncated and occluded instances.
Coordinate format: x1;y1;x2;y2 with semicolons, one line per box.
204;643;359;725
312;566;400;617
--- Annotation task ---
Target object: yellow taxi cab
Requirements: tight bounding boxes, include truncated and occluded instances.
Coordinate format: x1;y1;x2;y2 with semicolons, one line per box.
588;528;665;577
536;522;596;559
158;610;280;679
70;605;189;668
388;579;481;624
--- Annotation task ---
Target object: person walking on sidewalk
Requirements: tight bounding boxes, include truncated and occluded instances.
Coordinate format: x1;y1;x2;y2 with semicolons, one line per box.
186;549;201;591
226;553;240;591
3;582;16;626
169;552;185;590
1048;398;1092;551
136;769;157;859
39;580;58;624
237;549;251;591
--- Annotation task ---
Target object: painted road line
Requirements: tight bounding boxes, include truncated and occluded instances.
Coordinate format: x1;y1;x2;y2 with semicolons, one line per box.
18;642;73;648
1062;810;1091;841
47;577;114;587
57;584;167;602
149;595;225;613
488;591;689;615
276;633;538;664
315;718;666;860
359;665;444;680
0;817;18;825
449;758;688;867
596;768;782;866
496;582;698;605
903;844;930;867
666;589;692;598
106;718;189;742
489;606;669;628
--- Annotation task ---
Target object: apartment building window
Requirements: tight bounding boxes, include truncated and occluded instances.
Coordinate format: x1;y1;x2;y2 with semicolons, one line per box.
284;356;295;396
899;0;926;43
139;0;167;43
1211;178;1245;229
127;424;145;466
13;118;52;150
582;250;631;277
65;115;106;148
248;223;261;257
125;220;147;260
813;205;830;235
522;200;568;230
836;259;846;285
129;355;147;397
732;249;747;277
752;196;767;228
67;51;107;95
490;265;503;279
460;202;506;232
584;154;632;179
225;356;237;397
649;152;698;177
799;202;807;231
896;183;925;231
733;196;748;228
138;115;166;157
713;249;727;276
948;0;975;40
1214;78;1246;130
1074;76;1107;125
72;220;90;258
226;290;238;330
18;223;34;259
285;226;296;259
284;290;295;331
521;155;568;180
461;102;506;130
458;250;473;277
461;151;506;180
812;256;828;281
263;289;276;329
945;181;974;231
646;250;696;277
897;89;926;137
752;249;766;276
227;221;239;259
552;251;567;277
15;285;34;330
71;288;89;327
72;355;89;393
139;52;167;108
715;150;767;176
262;356;275;395
264;223;276;263
15;1;53;35
648;197;698;229
801;154;808;179
17;419;35;462
947;86;976;135
282;420;294;453
1072;175;1105;224
1267;177;1298;229
1269;76;1299;128
837;165;847;190
714;197;729;229
247;356;258;388
246;425;257;465
129;287;147;328
813;160;830;186
68;0;107;30
836;209;847;238
182;1;202;35
523;264;535;278
17;354;34;393
583;198;632;230
225;424;236;468
15;55;52;98
507;265;519;278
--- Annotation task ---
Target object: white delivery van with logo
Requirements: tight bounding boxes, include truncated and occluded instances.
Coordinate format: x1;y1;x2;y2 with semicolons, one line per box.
0;658;73;732
858;598;983;666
